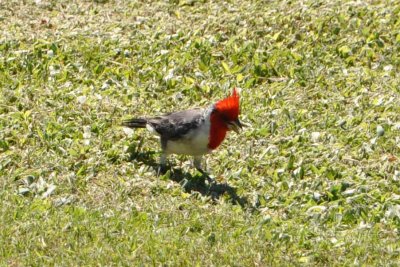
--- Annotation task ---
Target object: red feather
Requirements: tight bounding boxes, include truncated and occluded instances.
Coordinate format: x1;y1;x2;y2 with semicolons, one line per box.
208;88;240;150
208;112;228;149
214;88;240;120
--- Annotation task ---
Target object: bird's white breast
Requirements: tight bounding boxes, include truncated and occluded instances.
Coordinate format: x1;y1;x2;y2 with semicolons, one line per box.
165;114;211;156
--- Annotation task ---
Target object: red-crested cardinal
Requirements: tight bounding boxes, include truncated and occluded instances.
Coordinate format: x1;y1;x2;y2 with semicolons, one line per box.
122;88;242;175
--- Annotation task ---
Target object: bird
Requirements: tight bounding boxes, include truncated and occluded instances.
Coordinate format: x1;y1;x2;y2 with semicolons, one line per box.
122;88;242;177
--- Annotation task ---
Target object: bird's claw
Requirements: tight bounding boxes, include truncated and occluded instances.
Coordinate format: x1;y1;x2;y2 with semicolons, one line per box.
196;168;216;184
157;165;168;176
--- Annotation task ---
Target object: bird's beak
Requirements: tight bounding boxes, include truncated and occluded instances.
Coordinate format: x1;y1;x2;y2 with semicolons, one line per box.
228;118;243;134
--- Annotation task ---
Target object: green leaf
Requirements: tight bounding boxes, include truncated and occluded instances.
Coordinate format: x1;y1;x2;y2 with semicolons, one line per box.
338;45;351;58
236;73;244;82
221;61;231;74
286;154;295;170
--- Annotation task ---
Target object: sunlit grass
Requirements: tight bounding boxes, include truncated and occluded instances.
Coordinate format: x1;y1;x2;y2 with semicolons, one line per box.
1;0;400;265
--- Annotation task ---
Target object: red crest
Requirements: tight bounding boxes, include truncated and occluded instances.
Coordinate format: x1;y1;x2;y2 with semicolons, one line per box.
214;88;240;120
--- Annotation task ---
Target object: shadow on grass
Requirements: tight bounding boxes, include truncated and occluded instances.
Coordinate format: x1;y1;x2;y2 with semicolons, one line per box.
130;151;250;208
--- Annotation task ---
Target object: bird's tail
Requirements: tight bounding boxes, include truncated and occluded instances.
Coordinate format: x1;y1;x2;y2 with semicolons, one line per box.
122;118;148;128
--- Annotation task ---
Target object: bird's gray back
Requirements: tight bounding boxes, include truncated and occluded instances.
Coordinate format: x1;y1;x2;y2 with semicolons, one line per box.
148;108;206;140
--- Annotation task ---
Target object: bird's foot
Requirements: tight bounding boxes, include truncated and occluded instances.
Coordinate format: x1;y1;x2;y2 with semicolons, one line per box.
193;157;214;184
157;165;168;176
196;168;216;185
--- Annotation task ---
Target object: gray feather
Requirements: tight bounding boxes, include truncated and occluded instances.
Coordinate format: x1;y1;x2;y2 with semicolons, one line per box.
122;118;147;128
148;108;205;140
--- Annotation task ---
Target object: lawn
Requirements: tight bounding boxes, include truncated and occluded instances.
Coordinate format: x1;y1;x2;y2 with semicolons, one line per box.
1;0;400;265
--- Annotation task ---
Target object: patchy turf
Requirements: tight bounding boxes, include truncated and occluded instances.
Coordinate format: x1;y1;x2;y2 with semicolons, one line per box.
1;0;400;265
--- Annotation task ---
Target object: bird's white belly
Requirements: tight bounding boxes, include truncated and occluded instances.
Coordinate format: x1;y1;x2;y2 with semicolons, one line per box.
165;123;211;156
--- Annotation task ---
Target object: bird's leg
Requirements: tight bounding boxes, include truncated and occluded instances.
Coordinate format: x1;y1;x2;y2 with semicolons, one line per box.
194;156;213;182
157;153;168;175
193;156;204;173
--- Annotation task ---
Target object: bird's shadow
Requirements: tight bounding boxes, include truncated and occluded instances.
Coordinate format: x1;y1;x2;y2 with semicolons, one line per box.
130;151;249;208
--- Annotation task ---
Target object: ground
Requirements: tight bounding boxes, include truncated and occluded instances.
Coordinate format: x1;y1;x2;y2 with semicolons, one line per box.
1;0;400;265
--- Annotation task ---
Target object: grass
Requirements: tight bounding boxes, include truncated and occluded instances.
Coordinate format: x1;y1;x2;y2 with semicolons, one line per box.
1;0;400;265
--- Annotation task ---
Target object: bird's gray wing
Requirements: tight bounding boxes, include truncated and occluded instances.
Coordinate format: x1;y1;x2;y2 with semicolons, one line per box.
148;108;205;140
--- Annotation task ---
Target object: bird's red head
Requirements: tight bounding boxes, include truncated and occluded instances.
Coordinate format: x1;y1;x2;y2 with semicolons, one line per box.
208;88;242;150
214;88;240;121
